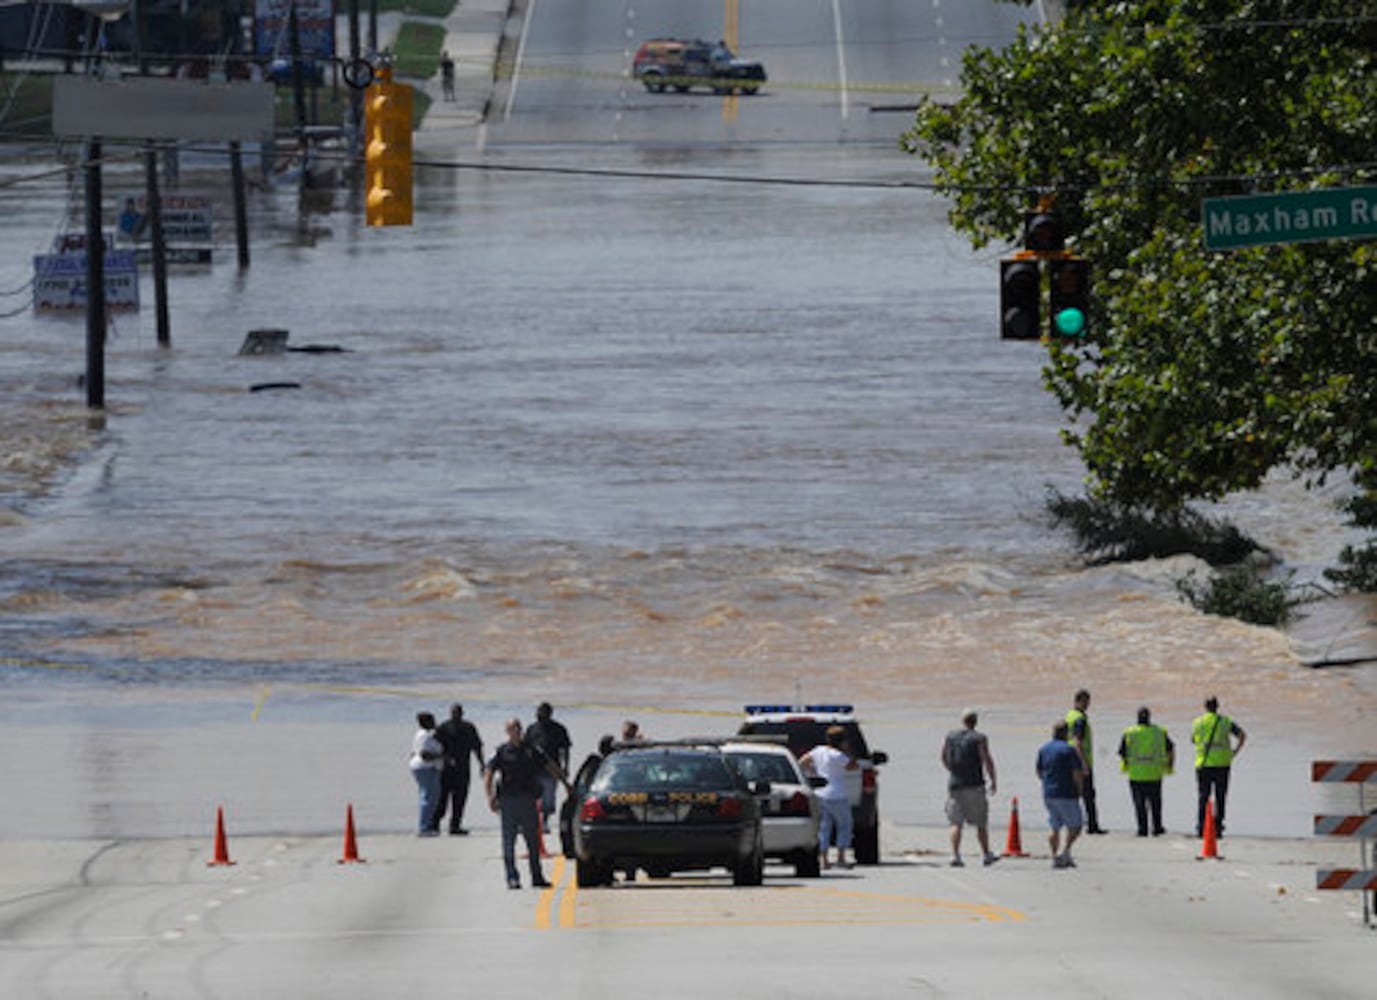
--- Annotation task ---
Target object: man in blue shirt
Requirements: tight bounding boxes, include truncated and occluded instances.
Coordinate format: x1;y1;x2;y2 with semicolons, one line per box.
1036;720;1087;869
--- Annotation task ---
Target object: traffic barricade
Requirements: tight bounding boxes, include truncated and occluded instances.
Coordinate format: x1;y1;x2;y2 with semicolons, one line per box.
1312;759;1377;928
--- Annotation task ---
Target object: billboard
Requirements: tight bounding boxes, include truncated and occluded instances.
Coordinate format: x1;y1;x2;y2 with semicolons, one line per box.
254;0;336;61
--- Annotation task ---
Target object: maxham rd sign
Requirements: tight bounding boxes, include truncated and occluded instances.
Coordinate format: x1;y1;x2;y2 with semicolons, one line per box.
1203;186;1377;251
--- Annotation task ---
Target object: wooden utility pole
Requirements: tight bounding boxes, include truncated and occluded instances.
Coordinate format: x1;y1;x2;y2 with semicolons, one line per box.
84;138;106;409
143;143;170;346
230;140;251;269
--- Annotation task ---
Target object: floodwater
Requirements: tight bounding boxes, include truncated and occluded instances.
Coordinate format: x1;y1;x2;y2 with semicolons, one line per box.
0;145;1373;839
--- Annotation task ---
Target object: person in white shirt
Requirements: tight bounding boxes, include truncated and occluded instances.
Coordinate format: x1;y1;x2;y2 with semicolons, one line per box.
408;712;444;836
800;725;859;870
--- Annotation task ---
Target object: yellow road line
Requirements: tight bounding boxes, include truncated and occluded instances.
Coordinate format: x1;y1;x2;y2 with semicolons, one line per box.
536;855;578;929
543;876;1026;930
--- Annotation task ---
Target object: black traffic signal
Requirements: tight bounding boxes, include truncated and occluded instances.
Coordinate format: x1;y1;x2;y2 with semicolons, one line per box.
1024;210;1064;252
1048;257;1091;338
1000;259;1041;340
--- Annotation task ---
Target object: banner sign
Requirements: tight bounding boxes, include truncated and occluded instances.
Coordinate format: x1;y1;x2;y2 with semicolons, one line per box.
254;0;337;60
33;250;140;314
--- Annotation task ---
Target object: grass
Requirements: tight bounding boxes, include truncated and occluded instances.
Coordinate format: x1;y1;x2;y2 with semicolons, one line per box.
390;21;448;81
0;74;54;137
376;0;458;15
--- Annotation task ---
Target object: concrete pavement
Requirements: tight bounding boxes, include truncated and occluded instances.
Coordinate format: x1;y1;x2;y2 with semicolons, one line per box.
2;825;1373;998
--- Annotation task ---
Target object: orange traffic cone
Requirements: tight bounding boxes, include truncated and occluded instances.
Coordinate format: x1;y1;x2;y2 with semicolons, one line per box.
338;803;365;864
207;806;235;867
1198;800;1221;860
1002;796;1028;857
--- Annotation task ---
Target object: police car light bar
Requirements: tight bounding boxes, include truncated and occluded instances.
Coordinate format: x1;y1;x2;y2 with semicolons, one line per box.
744;704;854;715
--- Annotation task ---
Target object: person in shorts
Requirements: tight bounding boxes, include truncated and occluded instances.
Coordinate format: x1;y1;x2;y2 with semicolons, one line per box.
941;708;999;867
1036;719;1087;869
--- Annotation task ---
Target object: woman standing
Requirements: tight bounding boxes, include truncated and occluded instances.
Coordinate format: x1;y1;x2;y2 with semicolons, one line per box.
800;725;859;870
409;711;443;836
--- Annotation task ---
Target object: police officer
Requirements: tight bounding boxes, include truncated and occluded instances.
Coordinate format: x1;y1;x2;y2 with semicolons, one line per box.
484;718;552;890
1192;695;1246;838
1067;689;1106;834
1117;706;1174;836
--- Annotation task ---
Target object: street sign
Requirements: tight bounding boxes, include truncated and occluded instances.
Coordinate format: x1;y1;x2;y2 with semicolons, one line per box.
1203;186;1377;251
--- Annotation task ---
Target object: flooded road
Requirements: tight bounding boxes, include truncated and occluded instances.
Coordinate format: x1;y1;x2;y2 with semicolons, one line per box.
0;0;1373;841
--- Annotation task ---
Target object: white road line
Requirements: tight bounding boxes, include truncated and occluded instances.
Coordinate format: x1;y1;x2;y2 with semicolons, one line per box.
832;0;850;121
504;0;538;123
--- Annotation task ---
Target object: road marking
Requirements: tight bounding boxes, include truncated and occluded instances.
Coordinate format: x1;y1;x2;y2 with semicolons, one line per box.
832;0;850;120
723;0;740;123
537;868;1026;930
505;0;537;123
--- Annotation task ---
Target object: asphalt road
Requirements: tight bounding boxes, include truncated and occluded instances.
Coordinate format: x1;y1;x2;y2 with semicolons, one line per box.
2;826;1372;998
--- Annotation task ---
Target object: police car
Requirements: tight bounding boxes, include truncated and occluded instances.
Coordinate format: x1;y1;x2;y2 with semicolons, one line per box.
563;741;766;888
736;705;888;865
721;738;821;877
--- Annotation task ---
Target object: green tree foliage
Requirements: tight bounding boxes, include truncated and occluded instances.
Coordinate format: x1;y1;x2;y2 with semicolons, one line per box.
902;2;1377;518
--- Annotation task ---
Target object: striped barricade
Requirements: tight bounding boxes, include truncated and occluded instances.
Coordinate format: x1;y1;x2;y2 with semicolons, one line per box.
1317;869;1377;891
1312;759;1377;920
1312;761;1377;784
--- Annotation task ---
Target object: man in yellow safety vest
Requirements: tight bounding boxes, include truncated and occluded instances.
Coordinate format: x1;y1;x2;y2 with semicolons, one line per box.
1192;695;1246;838
1117;706;1174;837
1067;689;1106;834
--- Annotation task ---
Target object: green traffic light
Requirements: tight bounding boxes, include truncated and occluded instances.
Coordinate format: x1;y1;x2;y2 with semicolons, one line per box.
1054;307;1086;337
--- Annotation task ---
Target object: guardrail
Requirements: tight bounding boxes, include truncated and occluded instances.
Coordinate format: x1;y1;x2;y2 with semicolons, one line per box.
1313;760;1377;928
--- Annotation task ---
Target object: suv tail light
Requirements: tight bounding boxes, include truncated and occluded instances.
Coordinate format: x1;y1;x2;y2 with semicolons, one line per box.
861;768;877;795
782;791;812;816
716;795;743;819
579;796;607;821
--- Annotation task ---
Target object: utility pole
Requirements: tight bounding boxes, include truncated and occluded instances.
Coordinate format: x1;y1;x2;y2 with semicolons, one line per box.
143;143;170;346
84;138;106;410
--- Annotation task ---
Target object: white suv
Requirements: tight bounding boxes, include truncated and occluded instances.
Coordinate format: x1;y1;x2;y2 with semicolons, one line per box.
736;705;888;865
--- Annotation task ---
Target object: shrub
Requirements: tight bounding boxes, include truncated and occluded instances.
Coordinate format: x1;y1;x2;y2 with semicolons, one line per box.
1045;489;1260;566
1175;566;1309;626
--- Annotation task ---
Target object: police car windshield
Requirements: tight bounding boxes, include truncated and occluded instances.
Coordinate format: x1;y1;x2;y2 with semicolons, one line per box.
593;752;735;792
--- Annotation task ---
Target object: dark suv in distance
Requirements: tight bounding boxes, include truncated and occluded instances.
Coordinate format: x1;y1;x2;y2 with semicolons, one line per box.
737;705;888;865
632;38;767;95
562;742;766;888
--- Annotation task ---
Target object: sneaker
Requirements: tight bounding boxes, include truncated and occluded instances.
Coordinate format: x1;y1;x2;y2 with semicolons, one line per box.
507;877;520;890
1062;855;1077;868
983;853;1000;867
1052;855;1068;869
1087;828;1108;835
949;857;965;868
531;876;552;888
450;827;470;836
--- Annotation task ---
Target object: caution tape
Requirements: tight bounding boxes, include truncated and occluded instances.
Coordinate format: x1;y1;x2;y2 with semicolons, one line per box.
1314;814;1377;838
1317;868;1377;891
1312;760;1377;783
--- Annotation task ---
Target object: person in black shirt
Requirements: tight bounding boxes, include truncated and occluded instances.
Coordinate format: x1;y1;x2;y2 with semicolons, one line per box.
525;702;572;832
485;717;551;889
432;703;485;835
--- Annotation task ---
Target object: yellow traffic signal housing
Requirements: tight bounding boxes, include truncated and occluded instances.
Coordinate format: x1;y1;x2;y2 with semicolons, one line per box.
365;81;414;226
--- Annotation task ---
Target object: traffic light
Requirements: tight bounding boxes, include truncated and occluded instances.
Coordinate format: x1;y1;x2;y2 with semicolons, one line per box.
1023;209;1064;252
365;79;414;226
1048;257;1091;338
1000;259;1041;340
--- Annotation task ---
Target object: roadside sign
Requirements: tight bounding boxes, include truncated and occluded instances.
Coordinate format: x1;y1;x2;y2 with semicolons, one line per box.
1204;186;1377;251
33;251;139;314
33;232;139;315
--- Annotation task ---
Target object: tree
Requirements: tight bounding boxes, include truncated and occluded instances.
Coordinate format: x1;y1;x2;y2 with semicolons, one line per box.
901;1;1376;519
